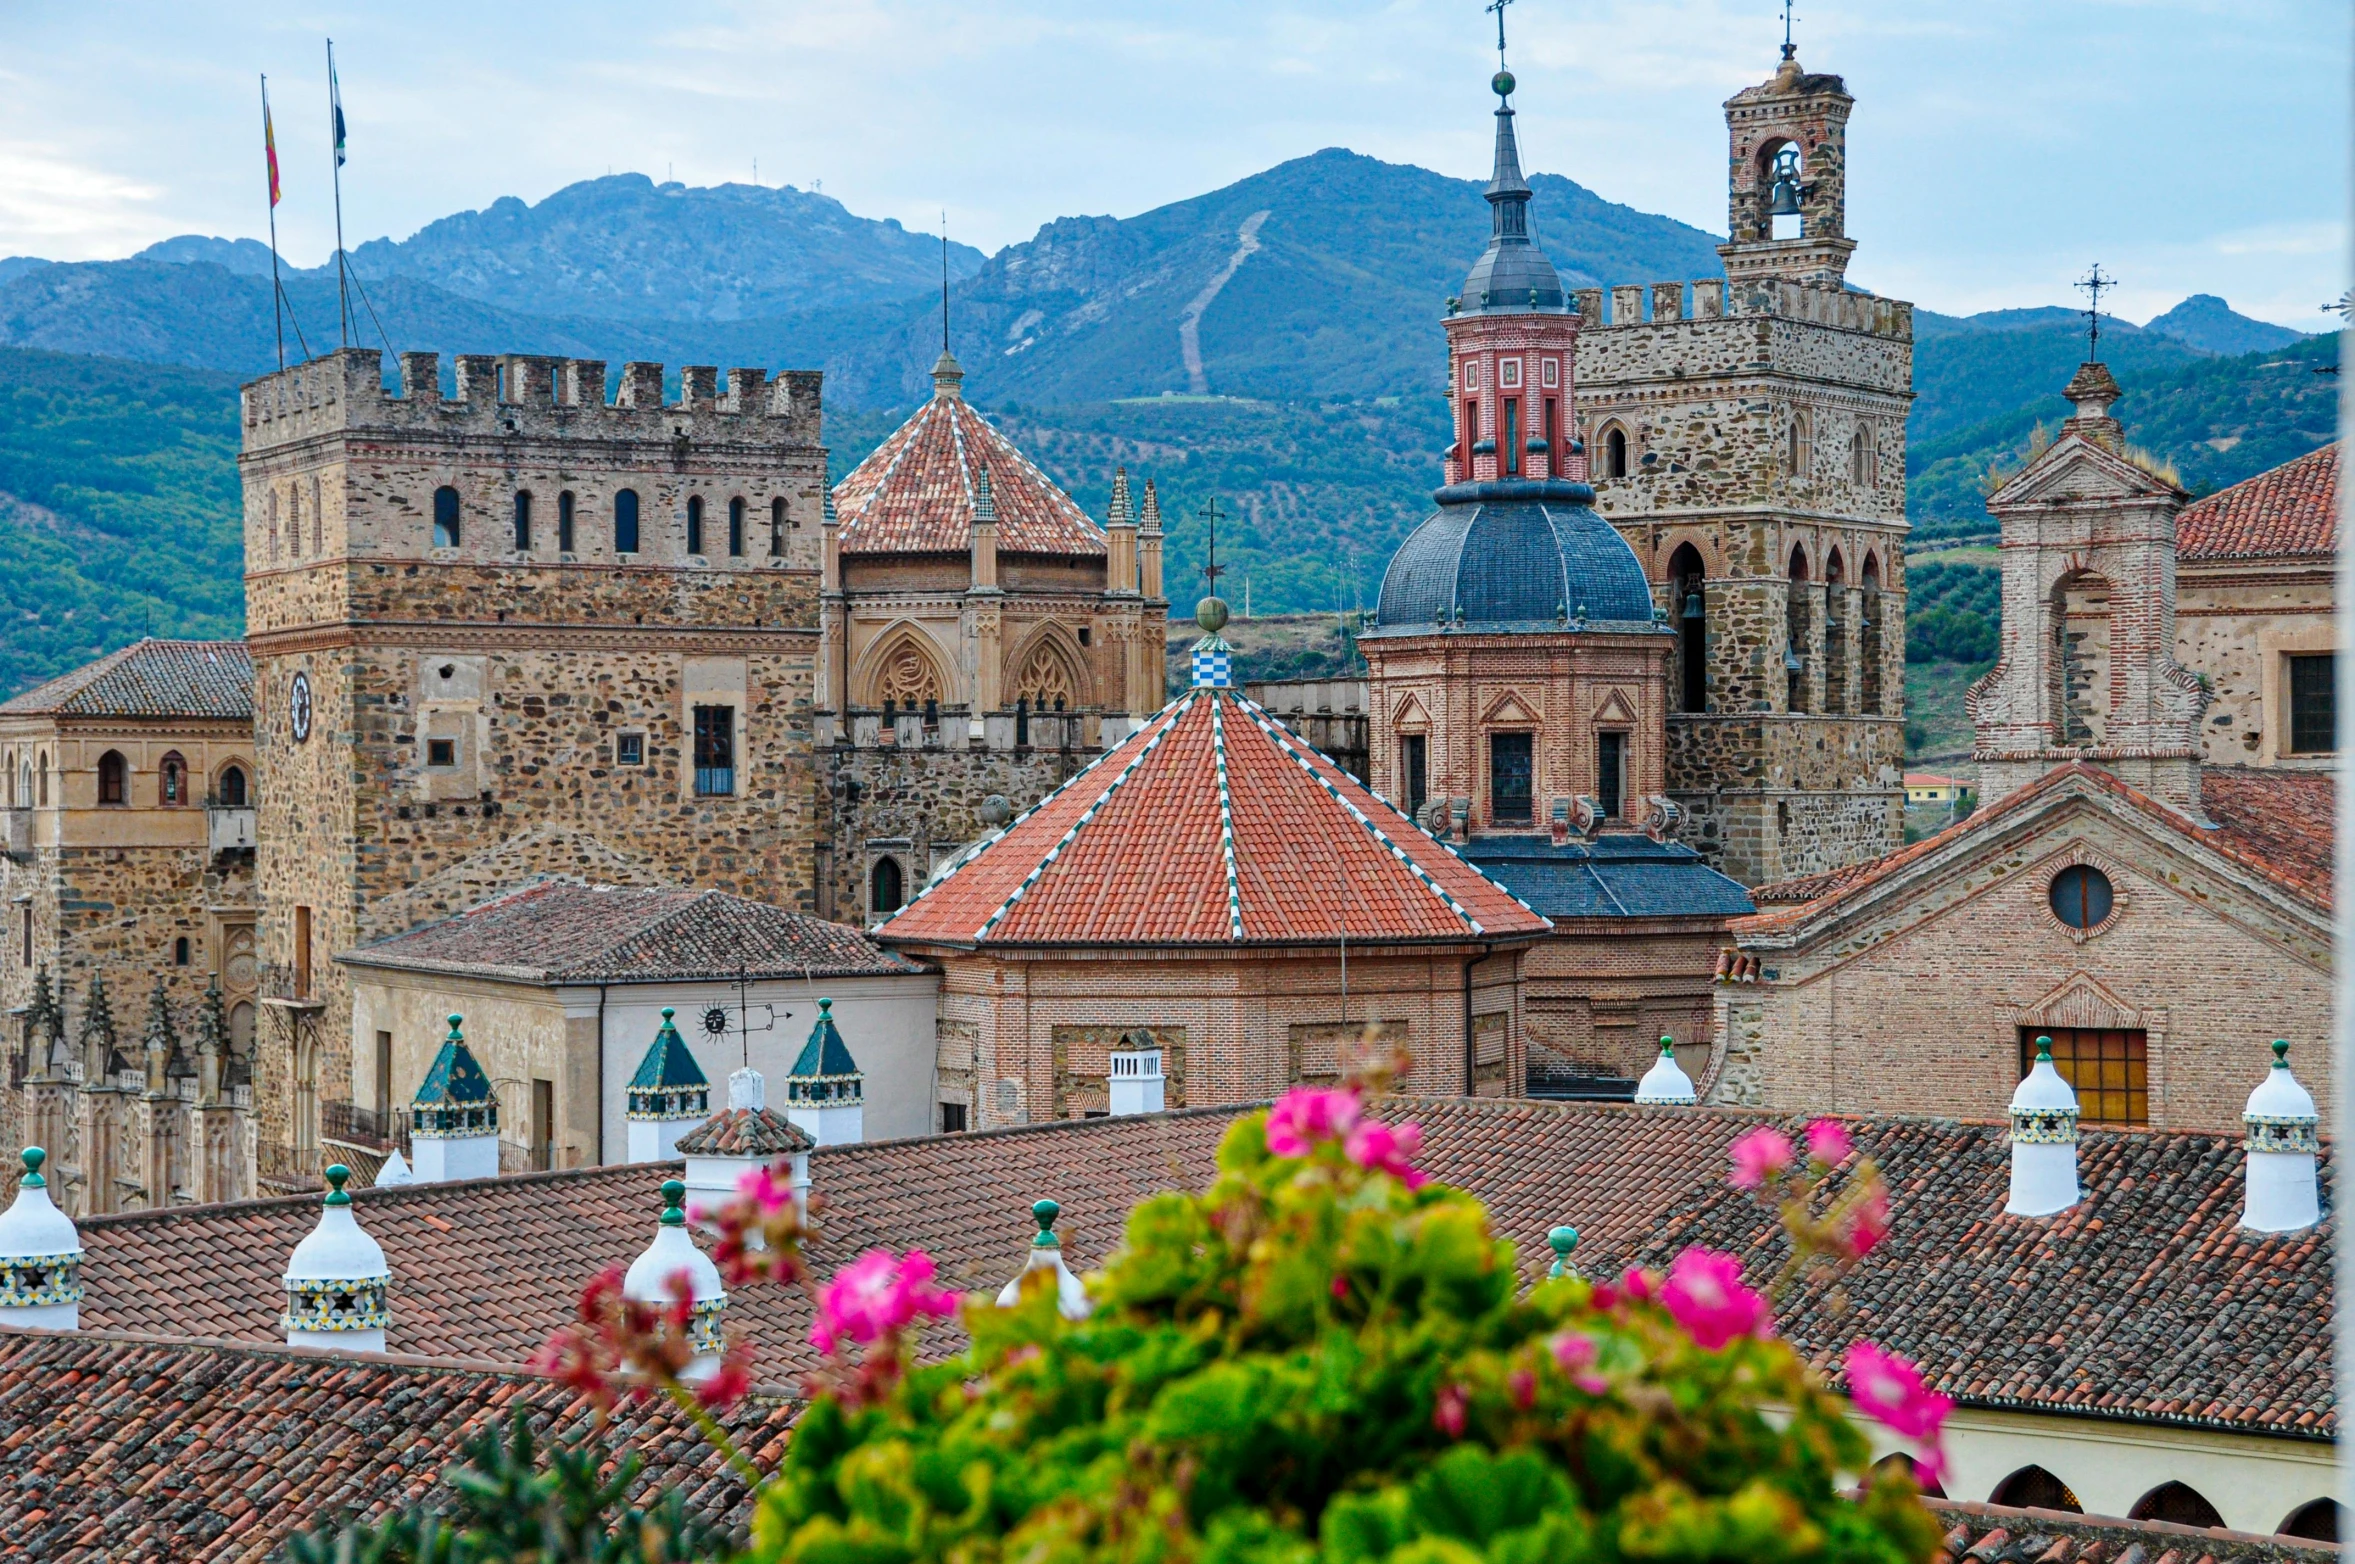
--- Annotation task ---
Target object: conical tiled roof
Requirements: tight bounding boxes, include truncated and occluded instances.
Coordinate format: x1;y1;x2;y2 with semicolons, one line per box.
880;688;1551;948
628;1009;709;1093
414;1017;494;1107
788;997;862;1082
832;351;1106;558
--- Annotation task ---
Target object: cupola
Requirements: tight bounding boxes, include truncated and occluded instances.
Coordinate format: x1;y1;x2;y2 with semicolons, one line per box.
1632;1036;1695;1106
2005;1036;2081;1218
0;1149;81;1332
674;1066;815;1208
627;1008;713;1163
623;1177;727;1382
409;1015;500;1184
1107;1030;1166;1117
283;1164;390;1354
2241;1040;2320;1234
996;1198;1091;1320
784;998;865;1147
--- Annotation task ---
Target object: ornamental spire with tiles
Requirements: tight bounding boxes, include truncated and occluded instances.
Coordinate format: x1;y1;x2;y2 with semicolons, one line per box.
784;997;865;1148
1631;1036;1696;1106
627;1008;712;1163
410;1014;500;1184
0;1149;81;1332
283;1163;390;1354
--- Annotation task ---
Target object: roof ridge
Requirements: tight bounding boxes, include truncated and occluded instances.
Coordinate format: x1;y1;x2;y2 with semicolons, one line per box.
969;404;1107;542
972;692;1198;941
1209;695;1246;938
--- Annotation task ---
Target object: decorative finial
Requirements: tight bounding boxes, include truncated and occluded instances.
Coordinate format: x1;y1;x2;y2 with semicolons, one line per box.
2035;1035;2054;1062
1658;1034;1676;1056
2273;1039;2292;1068
446;1014;464;1044
1546;1224;1580;1279
819;997;834;1016
661;1177;687;1226
2076;263;2114;362
323;1164;352;1207
1781;0;1798;61
20;1147;45;1189
1486;0;1513;73
662;1005;675;1022
1194;495;1232;636
1032;1197;1062;1248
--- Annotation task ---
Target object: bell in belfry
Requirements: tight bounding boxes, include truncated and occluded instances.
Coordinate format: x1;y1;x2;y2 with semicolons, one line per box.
1768;146;1805;217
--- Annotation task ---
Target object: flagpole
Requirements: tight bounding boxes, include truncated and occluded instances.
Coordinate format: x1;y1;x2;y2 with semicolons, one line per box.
262;75;285;373
327;38;349;350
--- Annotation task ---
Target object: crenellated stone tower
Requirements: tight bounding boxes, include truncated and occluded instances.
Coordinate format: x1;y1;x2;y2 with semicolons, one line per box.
239;348;829;1179
1575;51;1913;887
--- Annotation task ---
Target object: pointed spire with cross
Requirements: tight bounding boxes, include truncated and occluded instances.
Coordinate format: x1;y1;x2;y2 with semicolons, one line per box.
1487;0;1512;71
2076;263;2115;362
1190;496;1234;687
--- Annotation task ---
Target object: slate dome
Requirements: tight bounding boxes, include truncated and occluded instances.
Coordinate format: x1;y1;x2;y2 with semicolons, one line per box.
1374;480;1660;630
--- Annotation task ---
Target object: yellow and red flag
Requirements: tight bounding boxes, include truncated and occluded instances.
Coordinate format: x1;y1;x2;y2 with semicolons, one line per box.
263;82;281;207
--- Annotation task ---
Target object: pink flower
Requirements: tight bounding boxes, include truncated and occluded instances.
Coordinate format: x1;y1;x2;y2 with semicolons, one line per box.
1805;1119;1854;1166
1508;1368;1536;1410
1343;1117;1427;1189
1658;1247;1771;1351
1588;1281;1620;1312
1264;1086;1362;1157
1619;1266;1656;1304
1549;1332;1596;1372
1845;1341;1952;1443
811;1248;959;1356
1728;1127;1794;1190
1433;1382;1468;1438
735;1162;798;1213
1838;1185;1892;1260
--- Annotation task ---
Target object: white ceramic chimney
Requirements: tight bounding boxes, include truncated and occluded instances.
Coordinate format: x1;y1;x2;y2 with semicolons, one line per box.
996;1198;1091;1319
0;1148;81;1332
2242;1040;2321;1234
283;1164;390;1354
2005;1036;2081;1217
1632;1035;1696;1106
623;1177;727;1382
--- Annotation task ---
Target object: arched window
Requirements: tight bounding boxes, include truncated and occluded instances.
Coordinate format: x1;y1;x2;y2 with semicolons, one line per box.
1850;425;1875;487
218;764;248;808
1868;1453;1945;1500
36;752;48;807
2131;1483;2224;1530
1822;548;1847;716
96;750;128;806
1014;642;1079;712
871;856;905;918
614;489;640;554
728;497;745;557
158;752;187;806
1786;412;1811;480
1669;543;1707;714
1859;553;1884;716
875;640;944;710
1603;425;1629;479
432;485;461;548
2280;1500;2341;1542
1786;544;1812;714
686;494;705;556
286;483;302;559
173;936;191;967
513;491;533;551
1989;1466;2081;1514
770;497;786;557
558;490;576;552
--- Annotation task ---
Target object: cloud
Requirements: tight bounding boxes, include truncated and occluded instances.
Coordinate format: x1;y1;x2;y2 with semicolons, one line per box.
0;140;164;258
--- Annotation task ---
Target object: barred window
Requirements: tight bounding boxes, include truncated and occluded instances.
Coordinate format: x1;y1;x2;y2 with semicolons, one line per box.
2023;1027;2146;1126
2288;653;2336;754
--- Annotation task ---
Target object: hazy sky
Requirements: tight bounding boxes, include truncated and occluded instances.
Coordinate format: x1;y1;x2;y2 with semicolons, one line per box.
0;1;2344;325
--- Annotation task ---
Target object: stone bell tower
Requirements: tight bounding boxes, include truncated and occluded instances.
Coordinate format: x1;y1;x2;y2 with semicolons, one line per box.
1574;44;1911;888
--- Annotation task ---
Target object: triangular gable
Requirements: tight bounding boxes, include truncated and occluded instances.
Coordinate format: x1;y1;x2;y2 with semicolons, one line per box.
1480;690;1541;727
1593;688;1639;726
1390;691;1432;732
2018;971;2148;1032
1992;431;2182;510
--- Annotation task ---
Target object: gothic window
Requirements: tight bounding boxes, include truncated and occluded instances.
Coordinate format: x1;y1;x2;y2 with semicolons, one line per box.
1822;549;1847;716
870;856;905;918
1989;1467;2081;1514
1785;412;1812;480
614;488;641;554
97;751;127;806
158;752;186;806
770;497;786;556
2131;1484;2224;1531
1488;732;1533;824
1786;545;1811;713
686;495;705;556
513;491;532;551
2280;1501;2341;1542
1669;543;1707;714
432;486;461;548
217;764;247;808
692;705;735;796
1014;644;1078;712
1850;425;1874;487
558;490;576;552
728;497;746;557
1602;425;1629;479
1859;553;1885;716
877;642;943;710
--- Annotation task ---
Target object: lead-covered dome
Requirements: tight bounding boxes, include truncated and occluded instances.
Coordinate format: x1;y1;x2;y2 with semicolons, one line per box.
1374;480;1658;630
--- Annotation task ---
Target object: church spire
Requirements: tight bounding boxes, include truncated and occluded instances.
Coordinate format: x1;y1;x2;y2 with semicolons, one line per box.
1456;44;1564;314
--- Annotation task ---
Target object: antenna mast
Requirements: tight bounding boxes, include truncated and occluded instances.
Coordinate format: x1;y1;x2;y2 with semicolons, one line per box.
327;38;351;349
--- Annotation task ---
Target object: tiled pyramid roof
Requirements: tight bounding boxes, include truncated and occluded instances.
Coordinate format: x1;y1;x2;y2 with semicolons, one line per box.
341;881;917;984
673;1103;816;1158
414;1023;494;1107
879;687;1551;948
0;638;252;719
628;1009;710;1092
832;353;1106;557
2177;443;2336;561
789;999;862;1080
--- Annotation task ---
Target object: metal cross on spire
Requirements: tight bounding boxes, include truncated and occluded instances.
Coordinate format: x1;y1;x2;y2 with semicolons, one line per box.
1781;0;1798;61
2076;262;2115;361
1198;497;1228;590
1486;0;1513;69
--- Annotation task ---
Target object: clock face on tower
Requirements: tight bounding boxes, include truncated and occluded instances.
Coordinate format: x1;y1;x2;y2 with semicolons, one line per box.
289;670;313;744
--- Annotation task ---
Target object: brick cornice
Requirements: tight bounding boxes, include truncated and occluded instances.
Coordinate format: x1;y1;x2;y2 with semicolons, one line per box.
244;621;820;657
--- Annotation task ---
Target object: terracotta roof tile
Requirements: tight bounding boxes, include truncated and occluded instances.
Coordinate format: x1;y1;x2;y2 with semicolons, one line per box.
673;1106;815;1157
878;690;1551;948
2177;444;2337;561
833;368;1105;557
2195;767;2335;909
0;638;252;719
73;1100;2328;1436
339;881;918;983
0;1331;791;1562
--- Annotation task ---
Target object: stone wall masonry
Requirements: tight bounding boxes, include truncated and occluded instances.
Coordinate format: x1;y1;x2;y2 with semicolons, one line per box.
2176;561;2335;767
1522;922;1732;1082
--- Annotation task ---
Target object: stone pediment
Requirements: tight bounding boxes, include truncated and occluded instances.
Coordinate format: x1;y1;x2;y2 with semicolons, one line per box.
2018;970;2147;1032
1390;691;1431;731
1991;432;2181;511
1592;688;1640;726
1480;690;1542;727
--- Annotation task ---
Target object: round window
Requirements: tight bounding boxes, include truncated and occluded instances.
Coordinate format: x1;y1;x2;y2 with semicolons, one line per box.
2049;864;2114;930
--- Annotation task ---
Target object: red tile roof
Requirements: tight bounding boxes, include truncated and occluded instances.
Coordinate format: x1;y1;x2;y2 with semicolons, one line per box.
1744;764;2335;927
339;881;918;984
833;358;1106;557
1926;1501;2338;1564
673;1105;815;1157
877;689;1551;948
0;638;252;719
71;1098;2330;1437
0;1331;791;1562
2178;443;2337;561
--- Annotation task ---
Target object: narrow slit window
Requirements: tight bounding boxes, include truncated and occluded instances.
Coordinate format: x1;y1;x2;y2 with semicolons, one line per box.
558;490;576;552
432;486;461;548
686;495;705;556
614;489;640;554
728;497;745;557
513;490;532;551
770;497;786;556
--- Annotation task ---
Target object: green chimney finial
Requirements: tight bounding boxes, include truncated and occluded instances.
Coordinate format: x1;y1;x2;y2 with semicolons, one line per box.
1547;1224;1580;1279
661;1178;687;1226
2035;1035;2054;1062
20;1147;45;1189
1658;1035;1676;1056
662;1006;675;1022
2273;1039;2292;1069
1032;1197;1062;1248
446;1014;464;1044
323;1164;352;1207
820;997;833;1015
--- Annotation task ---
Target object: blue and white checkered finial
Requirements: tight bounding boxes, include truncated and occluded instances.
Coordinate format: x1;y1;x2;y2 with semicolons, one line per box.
1191;595;1234;688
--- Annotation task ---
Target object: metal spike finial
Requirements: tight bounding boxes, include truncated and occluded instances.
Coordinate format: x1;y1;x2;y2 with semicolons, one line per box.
1781;0;1798;61
1486;0;1513;70
1198;497;1228;592
2076;263;2115;362
940;209;950;355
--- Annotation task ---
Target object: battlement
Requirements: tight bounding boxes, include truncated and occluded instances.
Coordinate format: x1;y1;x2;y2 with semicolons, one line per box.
1573;278;1910;341
240;348;824;452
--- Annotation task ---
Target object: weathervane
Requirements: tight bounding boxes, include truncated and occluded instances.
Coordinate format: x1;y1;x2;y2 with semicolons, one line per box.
1486;0;1512;70
701;961;783;1070
1781;0;1798;61
1198;497;1228;592
2076;262;2115;361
